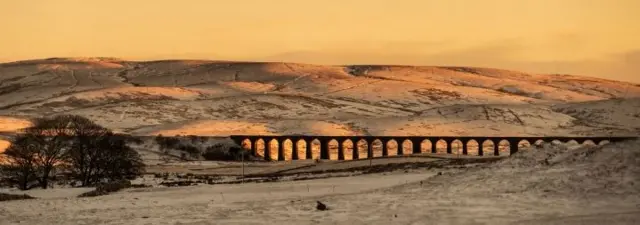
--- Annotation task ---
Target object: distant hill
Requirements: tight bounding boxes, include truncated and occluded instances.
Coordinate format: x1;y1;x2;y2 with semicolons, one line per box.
0;57;638;138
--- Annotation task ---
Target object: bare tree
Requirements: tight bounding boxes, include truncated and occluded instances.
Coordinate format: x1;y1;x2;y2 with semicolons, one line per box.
1;135;39;190
68;132;144;186
30;133;68;189
21;115;94;189
2;114;145;188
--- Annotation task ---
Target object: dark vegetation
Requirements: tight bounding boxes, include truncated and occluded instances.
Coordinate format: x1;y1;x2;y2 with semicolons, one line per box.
155;173;223;187
0;192;35;202
77;179;132;197
0;115;145;190
203;144;254;161
345;65;387;76
155;135;257;161
155;134;180;150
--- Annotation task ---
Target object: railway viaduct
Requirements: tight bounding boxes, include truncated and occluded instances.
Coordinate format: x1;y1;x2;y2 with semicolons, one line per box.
229;135;637;161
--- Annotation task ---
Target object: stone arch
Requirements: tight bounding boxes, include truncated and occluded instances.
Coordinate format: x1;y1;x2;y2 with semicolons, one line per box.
402;139;413;155
371;139;383;157
282;139;293;160
420;139;432;154
598;140;610;145
466;139;479;155
386;139;398;156
356;139;369;159
241;138;252;150
328;139;339;160
517;139;531;151
482;139;495;156
255;138;266;157
268;139;279;160
435;139;448;154
296;139;308;159
566;139;579;146
451;139;463;155
498;139;510;156
581;139;596;146
310;139;321;160
342;139;354;160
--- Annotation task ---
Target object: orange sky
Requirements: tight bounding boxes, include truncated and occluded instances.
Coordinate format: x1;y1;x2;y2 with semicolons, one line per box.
1;0;639;82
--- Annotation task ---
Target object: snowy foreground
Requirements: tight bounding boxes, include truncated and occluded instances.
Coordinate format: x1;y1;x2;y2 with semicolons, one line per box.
1;141;639;225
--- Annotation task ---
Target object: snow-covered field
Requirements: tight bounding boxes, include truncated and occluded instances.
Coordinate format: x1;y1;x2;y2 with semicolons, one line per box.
1;58;639;224
1;140;638;225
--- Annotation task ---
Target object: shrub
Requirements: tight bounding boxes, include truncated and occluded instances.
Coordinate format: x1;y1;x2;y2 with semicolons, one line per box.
77;180;131;198
155;135;180;150
153;172;170;180
96;179;131;192
202;144;256;161
187;135;207;144
130;184;151;188
0;193;35;202
177;144;201;158
202;150;229;161
124;135;144;145
77;190;102;197
155;135;210;161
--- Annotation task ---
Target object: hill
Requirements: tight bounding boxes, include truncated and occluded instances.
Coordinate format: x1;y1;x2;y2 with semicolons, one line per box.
1;58;638;138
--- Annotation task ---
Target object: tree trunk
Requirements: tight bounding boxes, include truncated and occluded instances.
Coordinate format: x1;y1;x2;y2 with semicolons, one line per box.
19;177;28;190
17;168;33;190
39;167;51;189
40;175;49;189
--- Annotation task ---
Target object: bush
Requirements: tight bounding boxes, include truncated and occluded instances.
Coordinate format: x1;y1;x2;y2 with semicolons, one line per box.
124;135;144;145
130;183;151;188
177;144;201;158
0;193;35;202
202;149;232;161
155;135;214;161
77;189;102;197
77;180;131;198
202;144;256;161
187;135;207;144
97;179;131;192
155;135;204;160
155;135;180;150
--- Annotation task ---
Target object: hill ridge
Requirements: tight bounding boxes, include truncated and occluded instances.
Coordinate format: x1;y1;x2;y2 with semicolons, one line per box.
0;57;638;140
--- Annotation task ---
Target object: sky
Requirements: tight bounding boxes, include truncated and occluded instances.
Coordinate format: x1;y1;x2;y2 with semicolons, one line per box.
1;0;639;82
